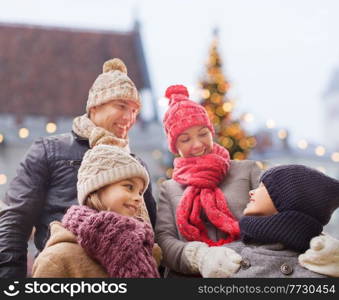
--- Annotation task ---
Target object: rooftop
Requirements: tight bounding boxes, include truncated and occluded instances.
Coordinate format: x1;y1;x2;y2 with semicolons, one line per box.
0;21;151;122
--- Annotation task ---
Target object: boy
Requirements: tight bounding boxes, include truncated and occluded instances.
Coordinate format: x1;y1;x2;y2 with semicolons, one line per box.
184;164;339;277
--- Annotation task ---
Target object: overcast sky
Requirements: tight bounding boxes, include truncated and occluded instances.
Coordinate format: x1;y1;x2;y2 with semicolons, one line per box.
1;0;339;149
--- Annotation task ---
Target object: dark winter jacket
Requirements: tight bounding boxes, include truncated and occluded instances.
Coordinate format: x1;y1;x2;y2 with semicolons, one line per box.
0;131;157;278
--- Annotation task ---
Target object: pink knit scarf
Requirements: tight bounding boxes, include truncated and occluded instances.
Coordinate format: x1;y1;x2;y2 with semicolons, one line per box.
62;205;159;278
173;143;240;246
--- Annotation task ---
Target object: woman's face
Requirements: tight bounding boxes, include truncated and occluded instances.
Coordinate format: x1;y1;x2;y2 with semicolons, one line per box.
97;177;144;217
243;182;278;216
175;125;213;158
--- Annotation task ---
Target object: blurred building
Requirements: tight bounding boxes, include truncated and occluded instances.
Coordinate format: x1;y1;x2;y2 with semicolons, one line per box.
0;21;164;203
251;128;339;178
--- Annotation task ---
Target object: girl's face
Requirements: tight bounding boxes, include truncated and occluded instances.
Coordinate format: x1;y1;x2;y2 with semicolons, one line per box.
175;125;213;158
97;177;144;217
243;182;278;216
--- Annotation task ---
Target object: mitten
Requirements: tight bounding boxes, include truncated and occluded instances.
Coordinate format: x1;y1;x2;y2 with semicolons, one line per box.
183;241;242;278
299;233;339;277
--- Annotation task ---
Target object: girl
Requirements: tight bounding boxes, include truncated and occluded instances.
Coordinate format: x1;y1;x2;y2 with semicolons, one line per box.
155;85;261;277
33;144;160;278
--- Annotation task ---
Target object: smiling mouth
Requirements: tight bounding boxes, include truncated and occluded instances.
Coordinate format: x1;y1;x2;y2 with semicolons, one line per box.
115;124;128;130
192;149;206;156
124;204;137;213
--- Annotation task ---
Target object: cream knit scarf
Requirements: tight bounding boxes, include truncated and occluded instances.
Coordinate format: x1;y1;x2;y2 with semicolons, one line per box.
72;114;130;152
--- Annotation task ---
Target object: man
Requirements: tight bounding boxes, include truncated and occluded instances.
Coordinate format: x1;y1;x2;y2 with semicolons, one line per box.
0;58;157;278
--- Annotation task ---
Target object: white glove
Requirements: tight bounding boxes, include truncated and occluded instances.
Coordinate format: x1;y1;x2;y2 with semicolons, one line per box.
183;241;242;278
299;233;339;277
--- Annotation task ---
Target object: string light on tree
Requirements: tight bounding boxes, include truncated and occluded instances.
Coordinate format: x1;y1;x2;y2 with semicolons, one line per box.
201;89;210;99
198;29;254;159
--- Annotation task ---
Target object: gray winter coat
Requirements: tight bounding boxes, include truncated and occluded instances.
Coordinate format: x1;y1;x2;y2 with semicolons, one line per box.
225;241;326;278
155;160;262;277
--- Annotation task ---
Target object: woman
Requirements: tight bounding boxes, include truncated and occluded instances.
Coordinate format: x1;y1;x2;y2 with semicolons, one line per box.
155;85;261;277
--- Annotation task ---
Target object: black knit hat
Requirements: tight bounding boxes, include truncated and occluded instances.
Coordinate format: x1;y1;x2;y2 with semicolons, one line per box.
261;164;339;225
240;164;339;252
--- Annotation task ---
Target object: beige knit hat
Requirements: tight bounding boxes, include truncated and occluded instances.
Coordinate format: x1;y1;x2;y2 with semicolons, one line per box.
77;144;149;205
86;58;140;113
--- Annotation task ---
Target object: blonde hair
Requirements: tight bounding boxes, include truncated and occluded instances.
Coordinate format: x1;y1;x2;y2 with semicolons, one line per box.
85;192;106;211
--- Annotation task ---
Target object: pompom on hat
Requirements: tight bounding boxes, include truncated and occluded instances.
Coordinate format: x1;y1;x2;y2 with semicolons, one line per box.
163;85;214;154
86;58;140;113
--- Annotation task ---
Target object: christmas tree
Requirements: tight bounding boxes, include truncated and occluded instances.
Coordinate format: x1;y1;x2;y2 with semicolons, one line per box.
199;30;255;159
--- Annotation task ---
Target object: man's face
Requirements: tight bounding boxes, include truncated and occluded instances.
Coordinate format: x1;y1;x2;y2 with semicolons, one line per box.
89;100;139;138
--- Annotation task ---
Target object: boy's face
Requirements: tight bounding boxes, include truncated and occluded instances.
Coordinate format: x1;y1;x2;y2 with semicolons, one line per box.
243;182;278;216
97;177;145;217
175;125;213;158
89;99;139;139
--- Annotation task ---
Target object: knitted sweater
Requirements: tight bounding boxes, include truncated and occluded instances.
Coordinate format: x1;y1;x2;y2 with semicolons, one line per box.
62;205;160;278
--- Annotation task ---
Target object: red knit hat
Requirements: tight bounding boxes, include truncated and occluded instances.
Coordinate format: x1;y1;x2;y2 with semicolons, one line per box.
163;85;215;154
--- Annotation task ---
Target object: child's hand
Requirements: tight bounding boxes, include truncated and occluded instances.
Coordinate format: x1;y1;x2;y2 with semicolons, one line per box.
299;233;339;277
62;205;97;236
183;241;242;277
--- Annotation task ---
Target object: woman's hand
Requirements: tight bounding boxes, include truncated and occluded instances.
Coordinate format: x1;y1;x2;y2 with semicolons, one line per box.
183;241;242;277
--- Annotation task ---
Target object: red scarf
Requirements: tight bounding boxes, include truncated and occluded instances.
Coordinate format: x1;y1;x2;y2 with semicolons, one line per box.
173;143;240;246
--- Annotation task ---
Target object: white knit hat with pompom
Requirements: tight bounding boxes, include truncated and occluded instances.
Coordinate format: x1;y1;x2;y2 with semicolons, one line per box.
86;58;140;113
